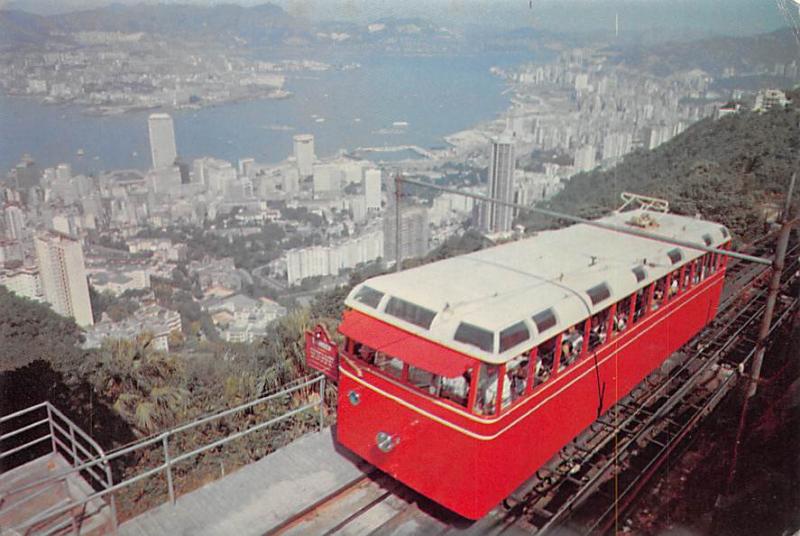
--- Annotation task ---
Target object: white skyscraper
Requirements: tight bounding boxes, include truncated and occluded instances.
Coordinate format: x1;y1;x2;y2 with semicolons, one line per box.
293;134;315;177
312;164;342;199
3;205;26;240
574;145;597;172
480;133;516;234
34;231;94;326
364;168;382;212
384;206;430;263
148;113;178;170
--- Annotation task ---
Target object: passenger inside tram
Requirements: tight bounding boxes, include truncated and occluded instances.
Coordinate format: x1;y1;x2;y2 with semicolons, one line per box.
506;356;529;402
374;352;404;379
439;371;471;407
535;338;556;385
354;342;377;364
669;270;680;296
634;289;647;321
615;296;632;333
476;364;511;415
560;325;583;371
588;311;608;350
653;278;667;309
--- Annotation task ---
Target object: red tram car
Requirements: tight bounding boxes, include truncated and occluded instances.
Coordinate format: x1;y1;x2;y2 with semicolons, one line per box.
330;208;730;520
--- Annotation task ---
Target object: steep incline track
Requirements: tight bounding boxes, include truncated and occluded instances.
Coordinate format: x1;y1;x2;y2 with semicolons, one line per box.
272;239;799;536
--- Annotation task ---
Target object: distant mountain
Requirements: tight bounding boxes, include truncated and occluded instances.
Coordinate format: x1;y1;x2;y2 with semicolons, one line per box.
617;27;799;77
0;3;470;50
524;103;800;242
0;9;61;48
51;3;307;47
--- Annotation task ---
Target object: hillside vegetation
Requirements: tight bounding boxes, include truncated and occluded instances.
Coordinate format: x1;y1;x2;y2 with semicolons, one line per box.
519;105;800;242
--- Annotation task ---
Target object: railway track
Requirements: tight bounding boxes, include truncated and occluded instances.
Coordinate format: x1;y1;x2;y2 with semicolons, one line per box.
272;238;800;536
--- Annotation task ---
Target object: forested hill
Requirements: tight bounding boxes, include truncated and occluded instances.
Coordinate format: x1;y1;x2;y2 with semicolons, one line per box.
527;104;800;242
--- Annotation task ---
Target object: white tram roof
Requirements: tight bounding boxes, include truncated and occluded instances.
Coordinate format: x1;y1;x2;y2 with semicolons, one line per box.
345;209;730;365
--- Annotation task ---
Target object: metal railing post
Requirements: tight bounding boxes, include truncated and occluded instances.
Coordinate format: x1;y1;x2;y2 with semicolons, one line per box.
45;403;57;455
69;423;79;466
162;435;176;505
318;376;326;432
103;453;119;535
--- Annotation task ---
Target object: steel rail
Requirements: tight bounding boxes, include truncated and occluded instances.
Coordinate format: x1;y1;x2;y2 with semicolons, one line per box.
589;294;800;535
517;264;777;512
525;248;799;533
541;257;800;534
397;177;774;265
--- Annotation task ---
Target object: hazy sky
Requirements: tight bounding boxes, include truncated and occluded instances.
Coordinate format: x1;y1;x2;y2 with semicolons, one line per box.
1;0;790;38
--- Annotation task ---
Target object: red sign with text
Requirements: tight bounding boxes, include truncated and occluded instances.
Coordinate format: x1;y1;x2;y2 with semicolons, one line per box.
305;324;339;381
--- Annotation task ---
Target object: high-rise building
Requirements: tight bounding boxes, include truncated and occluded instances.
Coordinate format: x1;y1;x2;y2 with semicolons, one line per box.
55;163;71;182
34;231;94;326
3;205;26;240
574;144;597;172
364;169;382;212
384;206;430;263
480;134;516;234
238;158;255;178
293;134;315;177
14;155;40;190
312;164;342;199
148;113;178;170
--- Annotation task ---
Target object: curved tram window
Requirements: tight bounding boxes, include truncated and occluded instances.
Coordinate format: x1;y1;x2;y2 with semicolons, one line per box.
385;297;437;329
352;286;384;308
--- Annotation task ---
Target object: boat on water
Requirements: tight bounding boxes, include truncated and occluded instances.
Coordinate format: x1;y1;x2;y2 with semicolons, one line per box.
393;121;409;127
76;148;85;156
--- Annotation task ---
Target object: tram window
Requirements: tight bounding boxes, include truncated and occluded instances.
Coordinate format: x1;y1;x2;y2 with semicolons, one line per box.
708;253;717;274
506;356;529;404
559;324;584;371
588;310;609;351
385;297;436;329
353;286;384;308
634;289;647;323
615;297;631;333
499;322;530;353
439;371;472;407
532;308;557;334
353;342;377;364
632;265;647;283
653;277;667;310
684;259;700;288
374;353;404;379
667;248;683;265
586;282;611;306
408;366;437;395
669;270;680;297
534;338;557;386
474;363;503;416
455;322;495;353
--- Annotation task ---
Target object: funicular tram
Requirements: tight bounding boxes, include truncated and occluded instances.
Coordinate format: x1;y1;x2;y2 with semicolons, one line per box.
317;204;731;520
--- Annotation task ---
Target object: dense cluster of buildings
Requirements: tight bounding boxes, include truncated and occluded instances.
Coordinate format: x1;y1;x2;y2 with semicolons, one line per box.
0;33;301;114
4;39;793;357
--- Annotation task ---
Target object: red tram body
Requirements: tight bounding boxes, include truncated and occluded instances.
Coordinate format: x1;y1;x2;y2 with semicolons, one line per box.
330;209;730;520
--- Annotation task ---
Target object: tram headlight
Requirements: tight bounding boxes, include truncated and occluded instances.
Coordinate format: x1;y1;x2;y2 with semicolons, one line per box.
376;431;398;453
348;390;360;406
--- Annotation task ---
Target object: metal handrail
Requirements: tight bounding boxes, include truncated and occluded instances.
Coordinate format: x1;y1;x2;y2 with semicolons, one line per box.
0;400;118;535
4;373;326;535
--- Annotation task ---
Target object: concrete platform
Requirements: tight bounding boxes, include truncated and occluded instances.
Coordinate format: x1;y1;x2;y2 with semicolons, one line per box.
0;452;113;535
119;427;370;536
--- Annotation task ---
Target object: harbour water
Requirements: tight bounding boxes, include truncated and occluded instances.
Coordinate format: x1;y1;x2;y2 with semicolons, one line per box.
0;51;533;174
